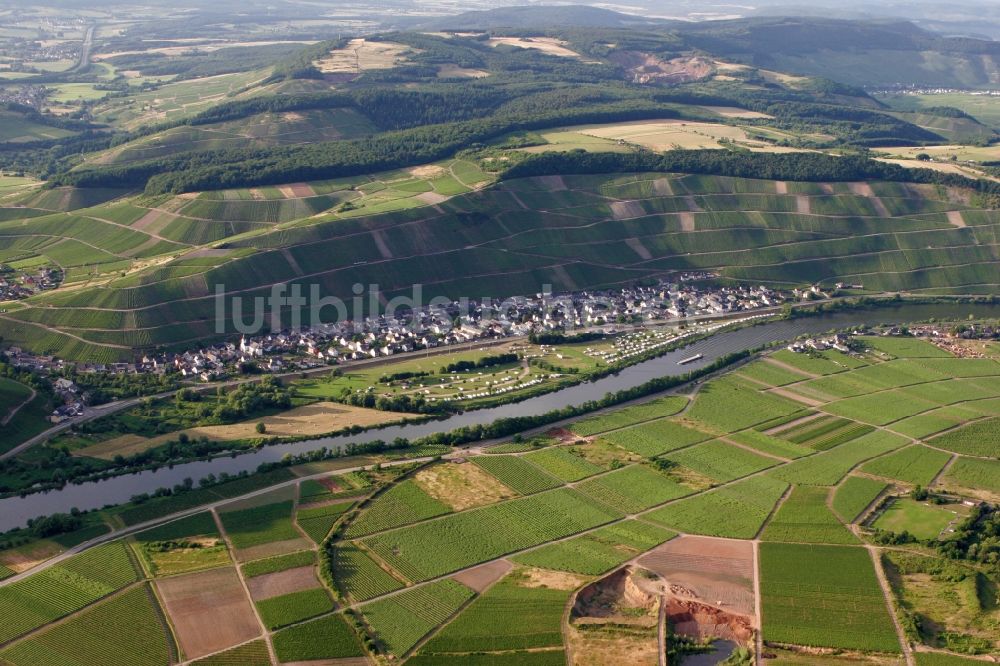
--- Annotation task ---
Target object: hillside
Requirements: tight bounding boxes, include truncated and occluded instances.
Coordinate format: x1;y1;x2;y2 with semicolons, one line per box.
1;168;997;361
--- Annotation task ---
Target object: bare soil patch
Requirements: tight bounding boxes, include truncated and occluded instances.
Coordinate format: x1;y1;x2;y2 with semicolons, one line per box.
947;210;967;228
437;64;489;79
155;567;260;660
522;567;589;591
285;182;316;198
370;229;393;259
610;51;714;84
637;536;755;618
626;237;653;260
132;209;177;233
0;540;63;573
413;461;517;511
76;403;412;459
764;411;824;436
409;164;446;178
451;559;513;593
768;386;827;407
537;175;567;191
702;105;773;119
796;195;812;215
679;211;696;232
416;191;449;205
775;181;788;195
610;200;644;220
184;247;234;259
487;36;580;58
246;565;321;601
237;537;314;563
652;178;673;196
574;567;659;627
315;39;413;74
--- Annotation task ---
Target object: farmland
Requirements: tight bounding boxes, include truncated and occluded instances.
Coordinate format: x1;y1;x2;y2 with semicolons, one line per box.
832;475;888;522
761;485;858;544
359;578;474;656
760;543;901;652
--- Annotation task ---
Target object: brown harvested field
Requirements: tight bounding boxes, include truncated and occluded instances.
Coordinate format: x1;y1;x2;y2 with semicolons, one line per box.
652;177;673;196
437;64;489;79
487;36;580;58
679;212;695;232
315;39;413;74
609;200;644;220
947;210;967;228
521;567;589;591
567;624;658;666
775;181;788;194
702;105;773;119
537;175;567;191
637;536;755;617
451;559;513;593
236;537;314;563
796;195;811;215
414;461;518;511
625;237;653;260
75;403;413;459
408;164;446;178
0;540;63;573
284;182;316;198
155;567;261;660
765;411;823;436
246;565;321;601
417;191;449;205
131;209;177;233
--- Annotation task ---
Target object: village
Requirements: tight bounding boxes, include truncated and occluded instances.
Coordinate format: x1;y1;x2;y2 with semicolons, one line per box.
0;265;62;301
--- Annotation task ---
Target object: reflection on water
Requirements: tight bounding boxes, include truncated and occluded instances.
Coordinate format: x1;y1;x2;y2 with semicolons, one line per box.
0;302;996;529
678;639;739;666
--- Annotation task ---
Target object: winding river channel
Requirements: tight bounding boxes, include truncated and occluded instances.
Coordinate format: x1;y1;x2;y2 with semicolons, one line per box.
2;302;997;530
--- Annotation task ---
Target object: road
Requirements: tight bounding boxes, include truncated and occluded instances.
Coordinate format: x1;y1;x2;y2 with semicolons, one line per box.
71;24;95;72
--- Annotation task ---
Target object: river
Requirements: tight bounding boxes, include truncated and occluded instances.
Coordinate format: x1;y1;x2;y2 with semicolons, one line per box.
1;302;995;530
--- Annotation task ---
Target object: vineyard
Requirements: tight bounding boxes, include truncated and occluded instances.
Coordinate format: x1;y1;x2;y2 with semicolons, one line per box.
600;419;712;458
646;475;789;538
761;485;859;544
256;588;335;630
470;455;562;495
861;444;953;486
576;465;691;513
760;543;901;653
832;476;888;522
296;500;354;543
512;520;675;575
663;439;779;482
330;543;406;601
343;481;451;538
359;579;474;656
272;613;365;662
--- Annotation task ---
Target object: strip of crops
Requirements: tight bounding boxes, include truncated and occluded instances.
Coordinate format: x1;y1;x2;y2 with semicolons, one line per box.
760;543;901;653
343;481;451;539
512;520;675;575
330;544;405;601
646;475;789;538
929;417;1000;457
256;588;335;630
762;486;858;544
729;430;813;459
219;500;300;549
522;448;603;482
576;465;692;513
0;541;141;644
601;419;711;458
242;549;315;578
469;456;562;495
297;500;354;543
686;376;802;432
359;579;474;656
420;573;570;654
361;488;623;582
832;476;888;523
942;457;1000;494
860;445;952;486
272;614;365;662
0;585;172;666
569;396;688;435
190;640;271;666
769;430;909;486
663;440;779;482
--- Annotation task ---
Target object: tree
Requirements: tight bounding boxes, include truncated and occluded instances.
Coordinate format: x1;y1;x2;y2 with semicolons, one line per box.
255;422;266;434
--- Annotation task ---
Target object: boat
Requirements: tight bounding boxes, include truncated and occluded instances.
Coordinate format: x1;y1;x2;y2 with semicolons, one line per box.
677;354;703;365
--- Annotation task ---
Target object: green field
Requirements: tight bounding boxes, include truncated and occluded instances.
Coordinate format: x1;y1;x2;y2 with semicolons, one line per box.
256;587;335;630
0;586;172;666
601;419;712;458
421;571;570;654
470;456;562;495
663;439;779;482
646;475;789;538
941;457;1000;495
343;481;451;538
872;498;961;540
762;485;858;544
861;445;953;486
929;417;1000;457
330;543;406;601
575;464;692;513
191;640;270;666
832;476;888;523
297;500;354;543
272;613;365;662
569;396;688;435
760;543;901;652
359;579;474;656
242;549;315;578
219;500;300;549
512;520;675;575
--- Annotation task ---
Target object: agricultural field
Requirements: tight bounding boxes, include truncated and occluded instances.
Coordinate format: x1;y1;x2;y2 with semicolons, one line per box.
575;464;692;513
941;457;1000;496
272;613;366;662
132;512;229;576
872;497;966;540
359;578;474;656
343;480;452;538
832;476;889;522
760;543;901;652
256;587;334;630
928;417;1000;457
470;455;562;495
512;520;675;575
762;485;859;544
861;445;953;486
218;500;302;551
645;475;789;538
600;418;712;457
662;439;779;482
569;396;688;435
420;569;575;655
